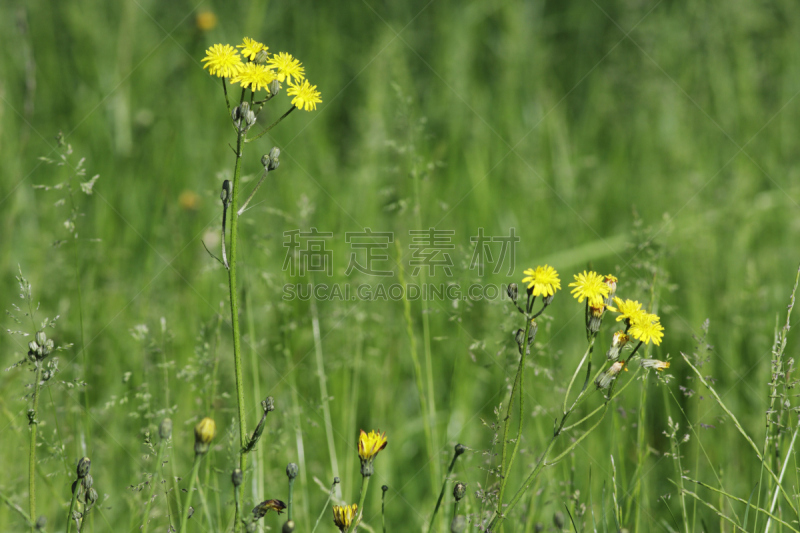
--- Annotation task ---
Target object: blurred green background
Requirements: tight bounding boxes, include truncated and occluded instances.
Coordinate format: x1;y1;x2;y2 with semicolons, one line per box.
1;0;800;531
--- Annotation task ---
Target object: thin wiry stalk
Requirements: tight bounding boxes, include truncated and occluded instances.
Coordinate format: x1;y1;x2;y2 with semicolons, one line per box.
284;327;311;524
663;387;689;533
28;361;43;532
141;439;168;533
244;286;265;505
765;423;800;532
179;455;202;532
346;476;370;533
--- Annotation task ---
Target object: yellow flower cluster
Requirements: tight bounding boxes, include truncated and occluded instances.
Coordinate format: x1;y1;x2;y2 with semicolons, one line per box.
201;37;322;111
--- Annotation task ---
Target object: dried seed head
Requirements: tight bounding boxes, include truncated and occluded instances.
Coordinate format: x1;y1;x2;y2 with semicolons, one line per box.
286;463;299;480
77;457;91;478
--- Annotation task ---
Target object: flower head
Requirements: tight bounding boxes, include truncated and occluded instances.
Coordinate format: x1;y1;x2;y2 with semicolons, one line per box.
610;297;646;323
358;429;387;476
521;265;561;298
201;44;243;78
195;11;218;31
194;417;216;455
596;361;626;389
606;330;630;361
268;52;305;83
333;504;358;531
231;63;276;92
287;79;322;111
252;499;287;519
569;271;610;308
641;359;670;371
237;37;268;61
629;313;664;346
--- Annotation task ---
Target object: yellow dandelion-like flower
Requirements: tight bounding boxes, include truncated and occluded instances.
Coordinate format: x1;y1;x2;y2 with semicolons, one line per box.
287;79;322;111
201;44;243;78
629;313;665;346
641;359;670;371
610;297;646;323
268;51;305;83
521;265;561;298
193;416;216;455
237;37;268;61
231;63;276;92
358;429;387;476
333;504;358;531
569;271;610;307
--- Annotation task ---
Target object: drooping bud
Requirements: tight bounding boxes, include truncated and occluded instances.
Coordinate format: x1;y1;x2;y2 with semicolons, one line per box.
282;521;295;533
77;457;91;478
286;463;299;480
159;418;173;440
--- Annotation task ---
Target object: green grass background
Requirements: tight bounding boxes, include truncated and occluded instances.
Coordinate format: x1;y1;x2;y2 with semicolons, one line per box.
1;0;800;531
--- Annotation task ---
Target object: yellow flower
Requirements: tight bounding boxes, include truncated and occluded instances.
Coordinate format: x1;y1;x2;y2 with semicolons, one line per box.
287;79;322;111
358;429;387;476
202;44;243;78
569;271;610;307
252;499;287;518
629;313;664;346
521;265;561;298
195;11;218;31
231;63;276;92
610;297;646;323
237;37;268;61
333;504;358;531
194;416;216;454
641;359;670;371
268;52;305;83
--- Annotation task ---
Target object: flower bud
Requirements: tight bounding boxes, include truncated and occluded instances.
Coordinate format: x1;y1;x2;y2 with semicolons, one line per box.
255;49;270;65
286;463;299;480
28;341;39;354
333;477;340;485
267;147;280;171
269;79;281;96
77;457;91;478
86;487;98;505
282;521;295;533
82;474;93;490
382;485;388;493
262;396;275;412
528;319;538;345
221;180;231;205
159;418;173;440
232;468;243;487
194;417;216;455
543;293;555;305
454;443;466;457
35;331;47;346
453;481;466;502
506;283;518;303
514;328;524;346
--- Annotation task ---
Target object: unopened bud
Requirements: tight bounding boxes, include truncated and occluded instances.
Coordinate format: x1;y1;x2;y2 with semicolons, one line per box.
269;79;281;96
543;292;555;305
333;477;340;485
77;457;91;478
35;331;47;346
232;468;243;487
28;341;39;354
86;487;98;505
159;418;173;440
221;180;231;205
286;463;299;480
255;49;270;65
506;283;518;302
262;396;275;412
194;417;216;455
453;482;466;501
382;484;388;492
528;319;538;345
82;474;93;490
454;443;466;457
515;329;525;346
267;147;280;171
282;520;295;533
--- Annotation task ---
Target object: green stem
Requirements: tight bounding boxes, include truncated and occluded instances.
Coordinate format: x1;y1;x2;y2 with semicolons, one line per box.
28;361;43;532
429;449;463;531
382;488;388;533
288;477;295;522
66;478;80;533
233;481;242;532
228;112;249;531
310;479;338;533
497;318;533;514
179;455;202;532
141;439;168;533
0;488;32;527
246;106;296;143
347;476;371;533
244;287;265;504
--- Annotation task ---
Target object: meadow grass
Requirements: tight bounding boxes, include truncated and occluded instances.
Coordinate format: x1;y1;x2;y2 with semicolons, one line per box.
1;0;800;531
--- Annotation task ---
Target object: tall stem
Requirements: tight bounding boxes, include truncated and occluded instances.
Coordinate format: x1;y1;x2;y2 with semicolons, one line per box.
28;362;43;531
347;476;371;533
179;455;202;533
65;478;79;533
228;123;249;531
142;439;167;533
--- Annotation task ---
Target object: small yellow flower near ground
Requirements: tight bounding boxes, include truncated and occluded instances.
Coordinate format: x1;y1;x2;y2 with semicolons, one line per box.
629;313;665;346
569;271;610;307
237;37;268;61
195;10;218;31
202;44;243;78
268;51;305;83
521;265;561;298
641;359;670;371
333;503;358;531
287;79;322;111
231;63;276;92
194;416;217;455
610;297;646;323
